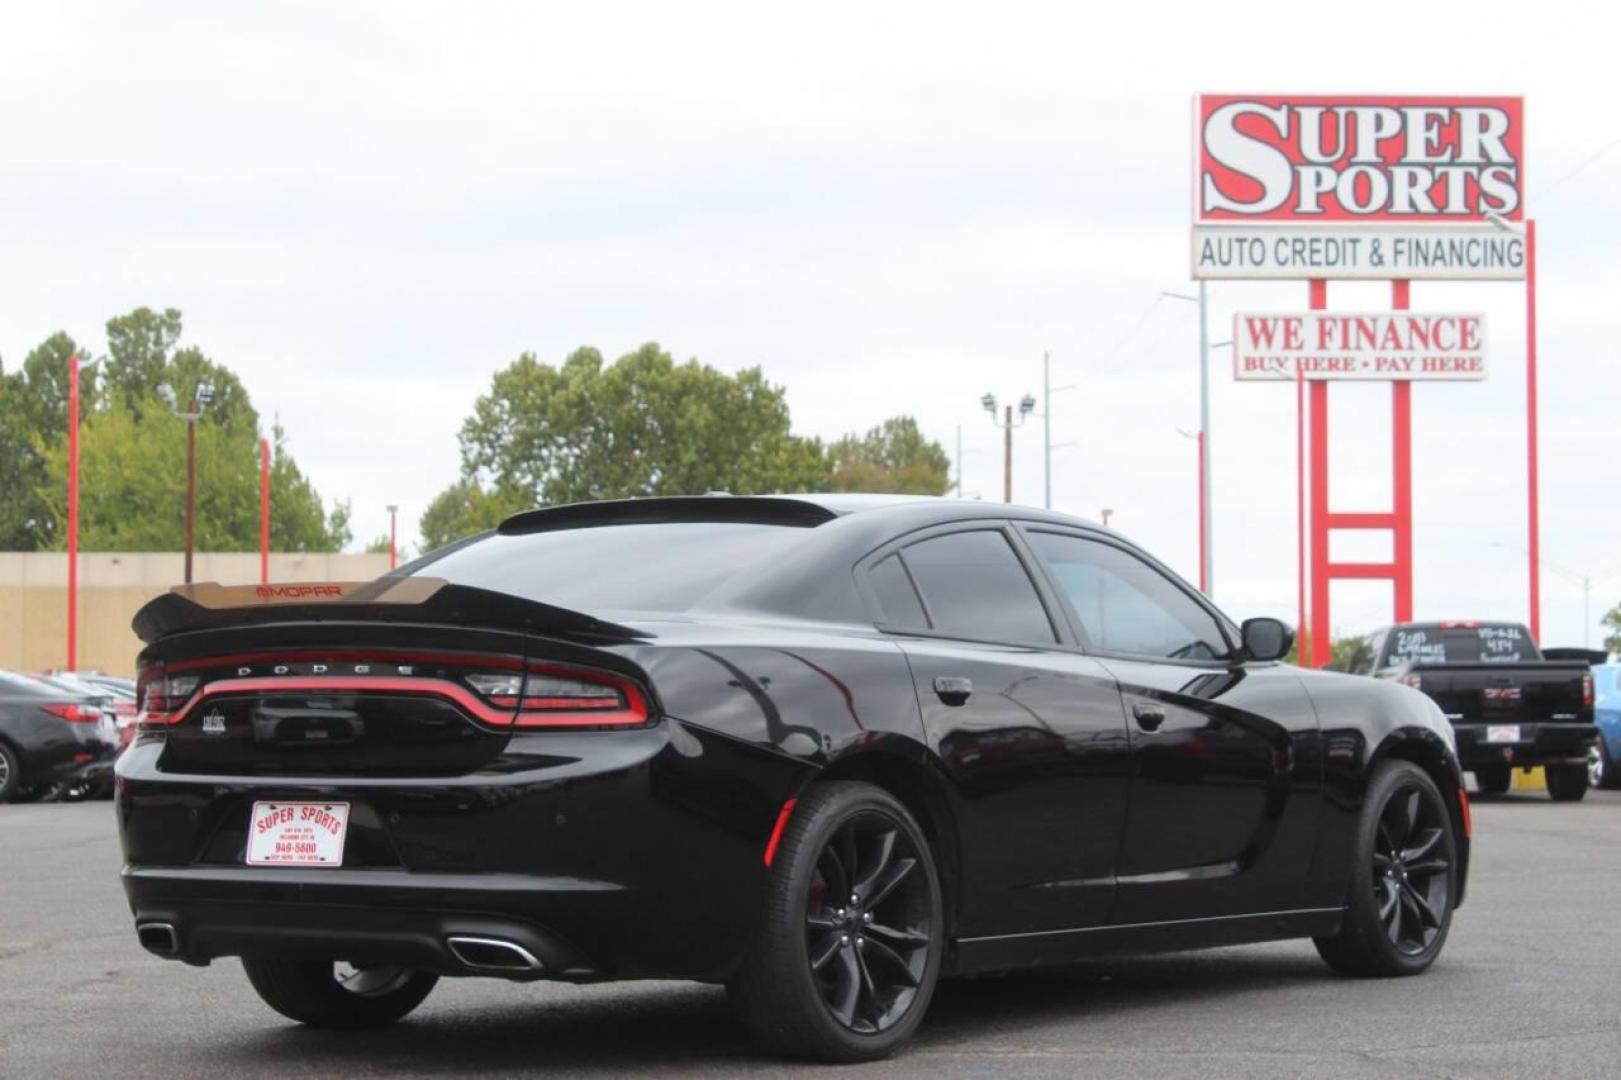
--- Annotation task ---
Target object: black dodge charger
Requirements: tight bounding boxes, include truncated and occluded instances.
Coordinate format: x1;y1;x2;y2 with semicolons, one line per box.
118;495;1469;1061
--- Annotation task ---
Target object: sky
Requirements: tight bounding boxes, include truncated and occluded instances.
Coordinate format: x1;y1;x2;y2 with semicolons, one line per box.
2;0;1617;647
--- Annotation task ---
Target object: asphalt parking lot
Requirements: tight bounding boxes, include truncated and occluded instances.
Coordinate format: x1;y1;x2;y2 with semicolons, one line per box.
3;792;1620;1080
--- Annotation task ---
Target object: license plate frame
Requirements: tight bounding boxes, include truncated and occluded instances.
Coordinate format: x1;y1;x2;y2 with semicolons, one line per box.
246;801;351;868
1485;724;1522;744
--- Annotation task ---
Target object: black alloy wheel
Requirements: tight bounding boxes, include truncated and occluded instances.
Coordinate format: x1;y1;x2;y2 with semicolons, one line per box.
1315;760;1456;977
1370;784;1452;957
729;781;943;1062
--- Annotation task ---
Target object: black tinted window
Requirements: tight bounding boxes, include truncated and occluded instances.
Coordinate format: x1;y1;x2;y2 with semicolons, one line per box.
407;522;811;613
1385;623;1540;664
869;553;928;628
1027;532;1228;660
900;530;1055;643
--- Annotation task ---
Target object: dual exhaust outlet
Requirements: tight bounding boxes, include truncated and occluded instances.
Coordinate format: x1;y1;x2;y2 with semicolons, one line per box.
137;923;543;975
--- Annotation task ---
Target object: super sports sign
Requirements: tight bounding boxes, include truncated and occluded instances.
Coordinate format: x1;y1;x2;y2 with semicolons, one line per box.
1192;95;1526;280
1197;95;1523;222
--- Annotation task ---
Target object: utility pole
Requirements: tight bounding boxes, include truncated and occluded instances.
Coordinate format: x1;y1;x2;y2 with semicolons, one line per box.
982;392;1036;505
184;399;198;585
1163;286;1216;598
954;425;963;496
160;382;213;585
387;504;399;570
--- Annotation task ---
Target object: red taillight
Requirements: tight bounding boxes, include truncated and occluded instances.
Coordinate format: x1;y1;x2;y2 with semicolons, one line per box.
1458;787;1473;838
467;666;649;728
1440;620;1479;629
1583;673;1595;709
42;703;102;724
135;661;199;730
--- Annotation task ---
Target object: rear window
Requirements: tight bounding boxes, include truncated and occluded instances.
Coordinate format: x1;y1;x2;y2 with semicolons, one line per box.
1384;624;1541;665
403;521;812;614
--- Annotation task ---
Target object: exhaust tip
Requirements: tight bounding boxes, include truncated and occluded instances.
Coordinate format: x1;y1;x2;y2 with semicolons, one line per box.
446;935;543;973
137;922;180;955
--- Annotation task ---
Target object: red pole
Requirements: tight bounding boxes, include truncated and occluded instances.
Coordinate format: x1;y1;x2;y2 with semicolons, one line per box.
1391;279;1414;623
1525;219;1541;641
259;438;270;585
1196;431;1207;593
67;353;80;671
389;507;398;571
1296;364;1306;664
1308;279;1330;669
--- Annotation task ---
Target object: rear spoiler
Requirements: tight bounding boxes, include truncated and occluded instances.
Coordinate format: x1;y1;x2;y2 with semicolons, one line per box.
131;578;651;645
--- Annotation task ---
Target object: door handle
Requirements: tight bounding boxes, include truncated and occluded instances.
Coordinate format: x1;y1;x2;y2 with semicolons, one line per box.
1132;701;1166;732
933;677;973;706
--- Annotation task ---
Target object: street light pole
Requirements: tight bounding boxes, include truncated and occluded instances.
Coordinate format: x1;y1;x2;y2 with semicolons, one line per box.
1198;280;1213;598
982;392;1036;505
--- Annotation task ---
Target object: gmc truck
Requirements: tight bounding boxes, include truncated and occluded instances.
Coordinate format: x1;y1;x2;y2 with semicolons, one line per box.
1346;621;1597;801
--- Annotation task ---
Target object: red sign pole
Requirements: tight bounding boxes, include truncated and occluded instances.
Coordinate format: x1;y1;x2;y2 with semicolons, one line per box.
260;438;271;585
1307;280;1330;668
1295;365;1306;663
1525;219;1541;641
1391;280;1414;623
67;353;80;671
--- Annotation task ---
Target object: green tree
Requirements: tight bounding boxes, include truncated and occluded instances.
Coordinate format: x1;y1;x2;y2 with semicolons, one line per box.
826;416;950;495
100;307;256;431
1603;602;1621;656
41;408;350;552
418;478;523;553
0;334;93;550
1283;630;1376;670
427;344;828;548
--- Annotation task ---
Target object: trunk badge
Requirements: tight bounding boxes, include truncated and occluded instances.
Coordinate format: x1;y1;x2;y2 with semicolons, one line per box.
202;710;227;735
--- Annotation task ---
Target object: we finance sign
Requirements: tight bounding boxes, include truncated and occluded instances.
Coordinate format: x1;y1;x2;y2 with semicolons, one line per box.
1233;311;1487;381
1192;95;1526;280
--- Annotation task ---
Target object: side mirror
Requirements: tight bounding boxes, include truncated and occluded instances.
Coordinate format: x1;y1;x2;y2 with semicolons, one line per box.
1241;617;1293;662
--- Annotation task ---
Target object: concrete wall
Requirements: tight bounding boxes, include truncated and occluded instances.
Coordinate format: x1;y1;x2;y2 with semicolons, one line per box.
0;552;392;677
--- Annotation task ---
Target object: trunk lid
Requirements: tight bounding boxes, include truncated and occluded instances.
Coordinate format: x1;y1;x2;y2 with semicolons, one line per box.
1409;661;1591;725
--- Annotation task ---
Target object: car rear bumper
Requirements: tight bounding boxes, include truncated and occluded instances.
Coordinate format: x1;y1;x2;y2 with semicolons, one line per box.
116;719;811;982
1454;722;1598;768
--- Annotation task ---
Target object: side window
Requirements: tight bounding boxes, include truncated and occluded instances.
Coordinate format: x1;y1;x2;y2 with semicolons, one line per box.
898;530;1056;644
867;553;928;629
1025;531;1229;661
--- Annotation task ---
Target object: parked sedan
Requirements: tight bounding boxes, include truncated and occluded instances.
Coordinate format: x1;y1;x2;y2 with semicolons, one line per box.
0;671;120;802
118;496;1470;1062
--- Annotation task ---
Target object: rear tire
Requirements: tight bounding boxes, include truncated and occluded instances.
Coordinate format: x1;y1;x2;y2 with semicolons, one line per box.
0;742;22;802
1314;760;1456;978
1473;765;1511;795
728;781;943;1063
1545;764;1589;802
241;956;438;1028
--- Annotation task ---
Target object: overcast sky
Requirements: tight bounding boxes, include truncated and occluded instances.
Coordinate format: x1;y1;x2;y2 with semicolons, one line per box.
3;0;1616;646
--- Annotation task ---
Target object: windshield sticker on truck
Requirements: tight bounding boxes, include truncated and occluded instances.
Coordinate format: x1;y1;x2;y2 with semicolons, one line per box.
1391;629;1447;664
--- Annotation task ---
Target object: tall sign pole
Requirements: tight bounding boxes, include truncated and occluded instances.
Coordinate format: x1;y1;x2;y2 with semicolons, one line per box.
66;353;80;671
1525;219;1541;640
1197;280;1213;597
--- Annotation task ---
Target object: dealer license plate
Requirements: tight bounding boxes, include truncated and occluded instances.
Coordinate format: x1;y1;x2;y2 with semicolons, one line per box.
246;801;350;867
1485;725;1522;744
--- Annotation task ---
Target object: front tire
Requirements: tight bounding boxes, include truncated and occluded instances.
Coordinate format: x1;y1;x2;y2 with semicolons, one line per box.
1315;760;1457;977
728;781;943;1063
241;956;438;1028
1546;763;1589;802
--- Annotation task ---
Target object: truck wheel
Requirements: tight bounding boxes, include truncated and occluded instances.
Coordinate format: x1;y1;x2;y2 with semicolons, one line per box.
1473;765;1511;795
1545;764;1589;802
728;781;944;1062
241;956;438;1028
1314;760;1456;977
